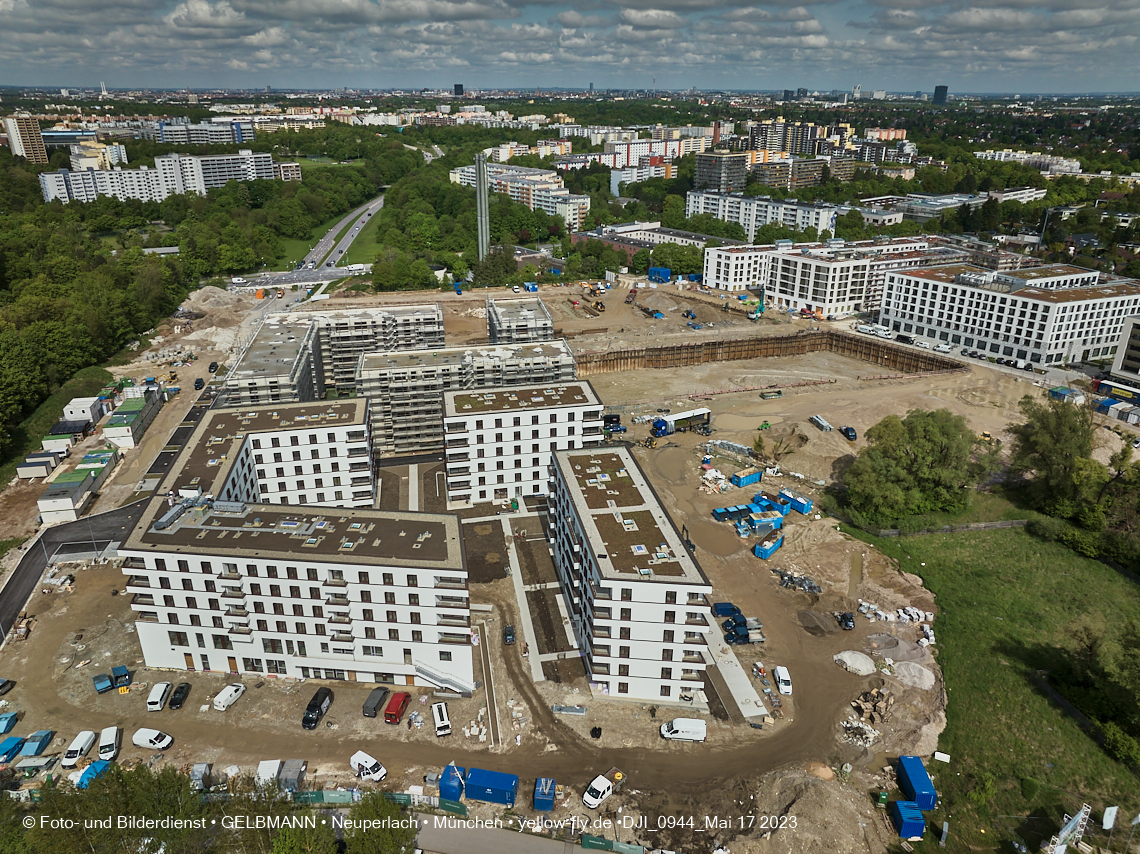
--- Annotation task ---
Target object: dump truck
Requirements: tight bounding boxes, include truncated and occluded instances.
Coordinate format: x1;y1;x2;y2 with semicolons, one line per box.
582;767;624;808
625;290;637;304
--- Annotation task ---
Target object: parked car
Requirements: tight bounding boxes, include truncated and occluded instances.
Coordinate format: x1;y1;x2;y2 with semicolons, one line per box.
146;682;172;712
774;665;793;695
169;683;191;710
836;612;856;631
208;361;219;373
350;750;387;782
712;602;741;618
98;726;120;761
840;426;857;441
960;348;969;356
362;687;390;718
503;625;516;645
302;687;334;730
0;678;14;696
213;683;246;711
132;728;173;750
61;731;96;768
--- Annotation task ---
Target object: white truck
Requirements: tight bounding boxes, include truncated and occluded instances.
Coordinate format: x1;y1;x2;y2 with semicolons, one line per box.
583;767;624;808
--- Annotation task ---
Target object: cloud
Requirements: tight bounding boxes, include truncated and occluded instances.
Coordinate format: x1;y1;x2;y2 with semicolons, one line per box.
557;9;609;26
619;7;687;27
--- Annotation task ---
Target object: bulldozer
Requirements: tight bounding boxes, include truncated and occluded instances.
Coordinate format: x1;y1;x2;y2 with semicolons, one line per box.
642;437;657;449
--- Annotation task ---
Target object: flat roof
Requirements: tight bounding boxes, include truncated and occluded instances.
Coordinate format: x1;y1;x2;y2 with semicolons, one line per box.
358;340;573;373
553;447;709;586
900;264;1140;303
487;298;552;323
272;304;443;324
446;381;598;415
126;499;464;569
227;320;313;382
999;265;1098;281
164;399;368;498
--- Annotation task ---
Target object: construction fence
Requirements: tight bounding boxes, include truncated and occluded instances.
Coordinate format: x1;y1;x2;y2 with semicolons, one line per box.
574;331;965;378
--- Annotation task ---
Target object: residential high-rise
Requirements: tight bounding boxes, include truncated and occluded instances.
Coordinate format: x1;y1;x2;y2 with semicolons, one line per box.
454;83;464;97
933;86;949;106
4;114;48;164
693;151;749;193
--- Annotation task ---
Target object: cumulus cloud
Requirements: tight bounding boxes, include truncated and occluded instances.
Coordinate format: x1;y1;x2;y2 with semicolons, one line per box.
620;7;687;27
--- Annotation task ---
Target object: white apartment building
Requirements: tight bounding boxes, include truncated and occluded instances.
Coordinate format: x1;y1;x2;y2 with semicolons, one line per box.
547;447;713;703
40;150;276;204
69;141;128;171
487;298;554;344
987;186;1048;204
685;191;838;241
442;382;603;504
1109;315;1140;388
879;264;1140;365
610;164;668;196
602;137;708;168
448;162;591;230
974;149;1082;174
356;340;578;457
218;321;321;408
703;237;935;315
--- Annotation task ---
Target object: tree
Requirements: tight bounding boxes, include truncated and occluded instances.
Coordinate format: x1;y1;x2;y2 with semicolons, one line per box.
752;433;766;460
1007;395;1096;515
271;815;338;854
842;409;984;525
661;195;686;229
343;793;418;854
630;248;651;275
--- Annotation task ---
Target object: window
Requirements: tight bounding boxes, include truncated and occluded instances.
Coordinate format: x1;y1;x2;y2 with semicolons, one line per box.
664;611;675;624
384;592;396;605
440;651;452;661
387;611;397;623
388;629;400;641
168;631;189;646
407;575;418;587
619;627;630;640
660;685;672;697
365;627;376;639
311;606;323;619
411;630;422;642
296;623;307;634
620;608;632;621
358;571;369;584
362;646;383;657
620;588;632;601
661;667;673;679
212;635;233;650
618;683;629;694
408;593;419;606
665;591;677;604
662;649;673;661
363;609;373;621
382;573;394;585
619;646;630;659
663;630;674;643
243;658;264;673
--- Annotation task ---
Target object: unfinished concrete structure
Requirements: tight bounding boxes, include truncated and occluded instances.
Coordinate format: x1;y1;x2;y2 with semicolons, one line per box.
486;298;555;344
356;340;578;457
218;320;322;408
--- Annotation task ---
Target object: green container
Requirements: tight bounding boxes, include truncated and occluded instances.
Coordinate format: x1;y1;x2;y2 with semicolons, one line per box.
876;790;889;808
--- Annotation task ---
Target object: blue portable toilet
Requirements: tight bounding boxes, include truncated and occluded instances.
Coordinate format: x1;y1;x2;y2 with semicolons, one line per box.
534;777;556;811
712;507;730;523
897;756;937;810
890;801;925;838
439;764;465;801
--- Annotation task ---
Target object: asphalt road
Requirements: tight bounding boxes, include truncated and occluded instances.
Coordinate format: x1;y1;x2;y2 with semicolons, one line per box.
253;194;385;289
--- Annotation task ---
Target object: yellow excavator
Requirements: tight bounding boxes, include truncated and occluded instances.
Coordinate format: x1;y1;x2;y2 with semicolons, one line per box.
642;437;657;449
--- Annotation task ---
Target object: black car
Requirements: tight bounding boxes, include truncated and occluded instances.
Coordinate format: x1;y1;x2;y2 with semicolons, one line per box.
169;682;191;710
208;361;219;373
969;351;979;358
302;687;334;730
837;612;856;631
724;632;749;646
960;348;969;356
0;678;14;696
840;426;857;441
503;625;516;645
194;378;205;390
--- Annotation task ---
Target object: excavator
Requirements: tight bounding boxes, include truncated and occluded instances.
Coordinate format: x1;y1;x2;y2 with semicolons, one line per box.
642;437;657;449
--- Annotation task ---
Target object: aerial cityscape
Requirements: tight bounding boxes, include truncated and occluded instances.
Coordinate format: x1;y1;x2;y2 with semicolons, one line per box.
1;29;1140;854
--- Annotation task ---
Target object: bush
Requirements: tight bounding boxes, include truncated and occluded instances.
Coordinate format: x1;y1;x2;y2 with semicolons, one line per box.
1102;722;1140;768
1019;777;1040;801
1026;516;1069;542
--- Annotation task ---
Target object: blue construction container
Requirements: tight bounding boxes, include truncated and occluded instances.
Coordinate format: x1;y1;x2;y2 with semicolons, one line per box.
730;467;764;488
754;491;791;515
890;801;925;839
750;511;783;531
439;764;465;801
778;488;813;515
688;274;702;282
648;267;671;283
0;712;17;735
1096;397;1121;414
534;777;556;811
465;768;519;807
712;507;731;523
753;531;783;559
0;736;24;763
897;756;937;810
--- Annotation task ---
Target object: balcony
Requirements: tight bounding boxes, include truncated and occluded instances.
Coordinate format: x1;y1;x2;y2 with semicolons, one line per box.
221;588;245;600
326;594;349;606
444;439;469;449
126;576;150;589
135;612;159;623
219;569;241;581
594;607;612;620
123;558;146;570
131;594;155;607
591;645;611;658
229;625;253;636
225;606;249;618
447;452;470;462
322;578;348;588
438;632;471;645
684;614;709;626
682;651;706;664
437;615;470;628
330;631;354;643
681;672;704;682
329;614;352;625
592;626;611;639
435;595;468;608
434;578;467;590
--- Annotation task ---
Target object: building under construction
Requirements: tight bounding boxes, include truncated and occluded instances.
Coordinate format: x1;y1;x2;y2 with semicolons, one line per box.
487;298;554;344
356;340;578;457
217;320;322;408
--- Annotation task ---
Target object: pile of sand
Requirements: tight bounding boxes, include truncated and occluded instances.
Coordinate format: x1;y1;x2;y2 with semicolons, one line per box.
866;634;928;664
892;661;936;690
183;286;247;311
834;651;876;676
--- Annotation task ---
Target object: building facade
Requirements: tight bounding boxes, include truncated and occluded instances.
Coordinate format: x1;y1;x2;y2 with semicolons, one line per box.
4;115;48;163
449;162;591;230
487;299;555;344
1109;315;1140;388
442;382;602;504
694;152;749;193
546;447;713;703
685;191;838;241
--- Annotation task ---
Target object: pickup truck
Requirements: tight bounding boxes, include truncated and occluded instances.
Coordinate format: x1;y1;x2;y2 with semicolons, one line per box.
725;627;766;645
722;616;762;632
583;767;624;808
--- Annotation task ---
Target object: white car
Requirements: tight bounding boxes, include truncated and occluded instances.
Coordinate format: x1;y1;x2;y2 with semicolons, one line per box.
61;730;96;768
774;665;793;696
132;728;173;750
350;750;387;782
232;277;247;285
213;683;246;711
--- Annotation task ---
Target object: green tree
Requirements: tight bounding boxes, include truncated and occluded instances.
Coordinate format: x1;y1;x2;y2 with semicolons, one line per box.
343;793;418;854
661;195;686;229
1007;395;1096;515
843;409;985;525
271;814;338;854
630;248;651;275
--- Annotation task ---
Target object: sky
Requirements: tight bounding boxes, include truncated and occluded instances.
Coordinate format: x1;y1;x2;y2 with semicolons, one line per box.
3;0;1139;94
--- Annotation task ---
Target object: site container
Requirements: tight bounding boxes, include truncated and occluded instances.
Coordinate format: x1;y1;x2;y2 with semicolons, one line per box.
439;764;465;801
778;488;813;514
0;736;23;763
534;777;556;811
730;467;764;488
712;507;731;523
1096;397;1121;414
897;756;937;810
754;491;791;515
753;530;783;559
465;768;519;806
648;267;671;283
890;801;925;839
1093;378;1140;403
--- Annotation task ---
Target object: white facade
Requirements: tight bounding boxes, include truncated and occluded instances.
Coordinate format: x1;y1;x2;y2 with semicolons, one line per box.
685;191;838;241
546;447;713;703
879;264;1140;365
449;162;591;231
987;186;1048;204
487;298;554;343
601;137;708;168
442;382;603;504
1109;315;1140;387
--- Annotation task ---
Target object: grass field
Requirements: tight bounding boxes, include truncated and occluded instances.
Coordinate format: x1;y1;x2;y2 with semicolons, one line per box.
296;157;364;171
845;526;1139;852
269;210;352;271
0;366;114;484
343;213;384;266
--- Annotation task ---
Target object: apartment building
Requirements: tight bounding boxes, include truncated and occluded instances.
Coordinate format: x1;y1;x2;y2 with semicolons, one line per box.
879;264;1140;365
217;320;322;408
442;382;603;504
69;141;128;171
487;299;555;344
149;120;255;145
694;151;749;193
274;162;303;182
685;191;838;241
1109;315;1140;388
4;114;48;163
39;150;277;204
986;186;1048;204
448;161;591;231
974;149;1082;174
610;160;672;196
601;137;708;168
546;447;713;703
356;341;577;457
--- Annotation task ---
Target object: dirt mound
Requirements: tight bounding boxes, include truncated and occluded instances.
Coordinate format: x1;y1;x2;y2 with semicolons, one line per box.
798;610;836;636
865;634;928;663
183;286;246;310
892;661;936;690
638;291;679;312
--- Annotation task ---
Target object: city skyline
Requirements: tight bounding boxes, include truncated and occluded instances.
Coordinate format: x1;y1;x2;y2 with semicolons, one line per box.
2;0;1137;94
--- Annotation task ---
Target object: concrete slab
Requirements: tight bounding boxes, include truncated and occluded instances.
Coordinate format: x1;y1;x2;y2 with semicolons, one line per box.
705;639;769;721
501;515;546;683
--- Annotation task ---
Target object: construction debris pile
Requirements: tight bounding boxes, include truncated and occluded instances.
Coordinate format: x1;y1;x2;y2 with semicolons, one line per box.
774;568;822;594
851;687;895;725
699;468;728;494
461;307;488;319
857;600;934;627
840;719;882;747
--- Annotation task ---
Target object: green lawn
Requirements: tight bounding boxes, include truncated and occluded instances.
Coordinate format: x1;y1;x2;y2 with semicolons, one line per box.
845;527;1140;852
269;210;353;272
0;537;26;560
343;213;384;266
295;157;364;172
0;366;114;483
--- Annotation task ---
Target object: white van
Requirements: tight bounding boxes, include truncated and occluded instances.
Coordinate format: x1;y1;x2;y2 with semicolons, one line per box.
213;683;246;712
659;718;707;742
147;682;172;712
774;665;793;696
915;340;931;349
62;731;96;768
431;702;451;737
933;343;953;353
98;726;120;761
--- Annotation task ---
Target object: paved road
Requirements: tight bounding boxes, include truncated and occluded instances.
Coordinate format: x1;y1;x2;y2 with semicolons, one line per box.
0;500;148;640
252;195;385;289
